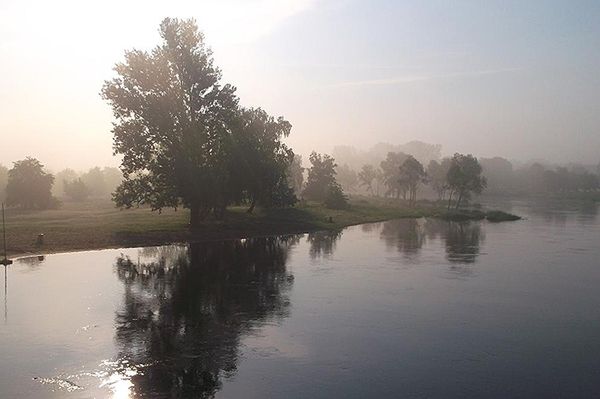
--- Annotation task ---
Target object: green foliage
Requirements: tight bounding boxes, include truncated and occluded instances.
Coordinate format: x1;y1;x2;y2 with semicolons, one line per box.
380;151;409;198
358;164;378;195
102;18;239;222
469;158;599;196
63;178;91;202
102;18;295;226
427;158;451;200
5;195;522;257
542;167;599;193
398;156;427;206
303;152;338;202
268;179;298;208
324;183;349;209
332;141;442;172
446;153;487;209
6;157;56;209
80;167;107;197
232;107;296;212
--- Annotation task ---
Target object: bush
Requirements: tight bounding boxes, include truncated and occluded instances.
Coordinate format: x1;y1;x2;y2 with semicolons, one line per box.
324;184;348;209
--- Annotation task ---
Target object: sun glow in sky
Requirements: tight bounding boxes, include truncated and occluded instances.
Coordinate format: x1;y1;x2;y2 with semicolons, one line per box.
1;0;599;171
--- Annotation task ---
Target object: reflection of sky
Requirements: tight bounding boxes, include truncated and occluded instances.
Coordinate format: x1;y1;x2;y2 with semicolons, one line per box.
2;201;600;398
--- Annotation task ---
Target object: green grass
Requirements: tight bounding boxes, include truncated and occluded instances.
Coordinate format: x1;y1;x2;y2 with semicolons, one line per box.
3;197;518;257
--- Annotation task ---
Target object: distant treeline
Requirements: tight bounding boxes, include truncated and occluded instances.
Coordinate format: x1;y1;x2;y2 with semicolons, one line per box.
53;166;123;200
328;143;600;199
0;159;123;208
477;158;600;196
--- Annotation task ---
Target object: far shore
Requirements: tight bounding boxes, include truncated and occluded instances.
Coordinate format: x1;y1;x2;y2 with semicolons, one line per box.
3;197;520;259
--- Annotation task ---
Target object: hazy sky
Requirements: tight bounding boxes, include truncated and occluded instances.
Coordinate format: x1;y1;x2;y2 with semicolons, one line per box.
1;0;599;171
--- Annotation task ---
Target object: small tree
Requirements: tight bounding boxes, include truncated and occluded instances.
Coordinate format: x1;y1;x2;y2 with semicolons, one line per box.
81;167;107;198
446;153;487;209
380;151;409;199
53;168;78;198
64;178;91;201
6;157;55;209
427;159;451;201
398;156;427;207
303;152;339;202
358;164;377;195
324;183;348;209
335;164;358;193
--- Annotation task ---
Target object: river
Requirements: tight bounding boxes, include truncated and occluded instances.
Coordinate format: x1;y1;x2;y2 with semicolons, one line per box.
1;199;599;398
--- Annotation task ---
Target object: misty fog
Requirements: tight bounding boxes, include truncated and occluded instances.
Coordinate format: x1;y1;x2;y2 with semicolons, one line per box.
2;1;599;172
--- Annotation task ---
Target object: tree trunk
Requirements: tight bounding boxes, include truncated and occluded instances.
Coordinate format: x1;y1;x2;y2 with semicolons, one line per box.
447;191;453;210
455;192;463;209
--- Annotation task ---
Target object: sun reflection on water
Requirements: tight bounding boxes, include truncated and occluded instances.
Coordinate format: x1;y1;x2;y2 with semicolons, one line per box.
99;359;138;399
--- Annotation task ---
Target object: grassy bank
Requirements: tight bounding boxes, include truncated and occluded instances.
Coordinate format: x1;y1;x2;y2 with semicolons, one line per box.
2;198;517;258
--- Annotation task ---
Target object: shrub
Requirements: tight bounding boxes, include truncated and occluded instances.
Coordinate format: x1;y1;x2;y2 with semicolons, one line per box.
324;184;348;209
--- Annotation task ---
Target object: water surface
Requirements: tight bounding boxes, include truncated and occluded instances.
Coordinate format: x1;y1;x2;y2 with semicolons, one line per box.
1;200;599;398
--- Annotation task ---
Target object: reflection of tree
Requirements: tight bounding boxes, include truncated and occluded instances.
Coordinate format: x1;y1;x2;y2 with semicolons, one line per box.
113;236;299;398
307;231;342;259
380;219;484;264
15;255;45;270
443;222;483;264
380;219;426;258
360;222;377;233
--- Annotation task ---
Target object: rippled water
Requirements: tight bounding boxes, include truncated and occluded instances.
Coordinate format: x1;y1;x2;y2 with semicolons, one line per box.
1;199;599;398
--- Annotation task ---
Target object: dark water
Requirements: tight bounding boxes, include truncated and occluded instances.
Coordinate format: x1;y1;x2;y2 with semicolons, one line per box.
1;200;599;398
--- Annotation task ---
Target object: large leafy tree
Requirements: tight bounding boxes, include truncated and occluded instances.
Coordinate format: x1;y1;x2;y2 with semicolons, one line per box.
446;153;487;209
102;18;239;226
6;157;55;209
398;156;427;207
231;107;296;213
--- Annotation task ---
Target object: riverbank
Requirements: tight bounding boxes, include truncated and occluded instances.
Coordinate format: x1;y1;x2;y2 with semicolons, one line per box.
3;198;519;258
